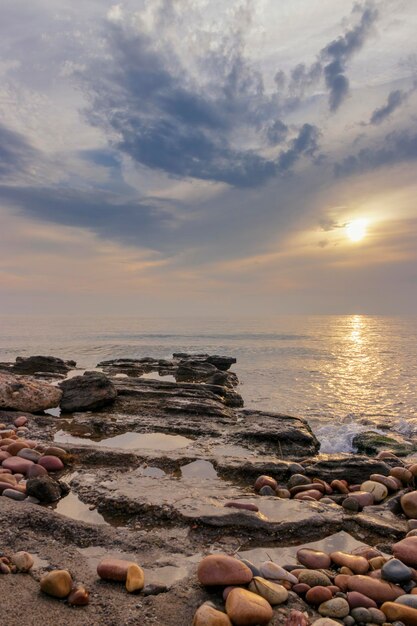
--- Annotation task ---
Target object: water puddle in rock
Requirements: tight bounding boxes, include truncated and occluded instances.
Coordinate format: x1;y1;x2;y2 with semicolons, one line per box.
140;371;176;383
211;444;255;458
178;460;218;480
45;406;61;417
239;531;369;566
54;430;194;451
50;491;107;525
136;465;167;478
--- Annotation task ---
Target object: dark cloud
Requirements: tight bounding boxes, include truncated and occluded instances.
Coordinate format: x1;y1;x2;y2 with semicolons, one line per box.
321;3;378;111
334;129;417;176
82;22;318;188
369;87;414;125
0;184;176;250
0;123;38;179
277;124;320;171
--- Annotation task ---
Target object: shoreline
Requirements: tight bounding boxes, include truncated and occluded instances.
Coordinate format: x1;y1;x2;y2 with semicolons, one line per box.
1;353;417;625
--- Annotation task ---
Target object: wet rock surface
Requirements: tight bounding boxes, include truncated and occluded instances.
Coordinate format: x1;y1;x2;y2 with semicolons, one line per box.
2;352;417;625
0;372;62;413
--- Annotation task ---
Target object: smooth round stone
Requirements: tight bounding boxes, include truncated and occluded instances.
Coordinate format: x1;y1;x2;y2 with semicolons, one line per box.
396;596;417;609
353;546;383;560
393;537;417;567
288;463;305;475
342;497;360;512
368;607;387;624
297;548;331;570
369;557;387;570
40;570;72;598
26;464;48;478
376;450;399;460
239;559;261;577
330;551;369;574
294;489;322;500
43;446;68;460
198;555;253;586
290;483;325;496
14;416;28;427
254;475;277;492
126;563;145;593
331;480;349;494
67;584;90;606
193;603;232;626
401;493;417;519
259;485;276;496
390;467;413;484
38;455;64;471
6;441;29;456
97;558;138;582
381;601;417;625
248;576;288;604
370;474;401;492
318;598;350;618
351;607;372;623
347;591;377;609
346;491;375;508
0;451;11;462
360;481;388;503
347;575;405;602
260;562;297;584
225;588;273;626
10;551;34;572
382;559;413;584
276;489;291;498
2;456;34;474
305;585;333;605
298;570;332;587
17;448;41;463
2;488;26;500
288;474;311;489
293;583;310;594
343;617;355;626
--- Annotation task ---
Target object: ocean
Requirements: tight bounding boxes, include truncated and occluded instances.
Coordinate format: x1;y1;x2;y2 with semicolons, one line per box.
0;315;416;452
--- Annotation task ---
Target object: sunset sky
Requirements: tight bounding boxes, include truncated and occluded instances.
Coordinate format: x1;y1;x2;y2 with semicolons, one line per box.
1;0;416;315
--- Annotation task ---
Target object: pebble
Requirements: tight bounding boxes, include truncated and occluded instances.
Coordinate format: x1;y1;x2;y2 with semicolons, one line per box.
330;551;369;574
350;607;372;623
297;548;331;570
294;489;322;500
97;558;139;582
292;583;310;594
368;608;387;624
26;464;48;478
347;591;377;609
347;575;405;602
67;584;90;606
370;557;387;570
2;457;34;474
401;493;417;519
390;468;413;484
305;585;333;605
318;598;350;618
126;563;145;593
198;555;253;586
38;455;64;472
225;588;273;626
288;474;313;489
10;551;34;572
360;480;388;503
288;463;305;475
6;441;29;455
331;480;349;494
193;603;232;626
382;559;413;584
298;569;332;587
249;576;288;604
14;416;28;427
396;596;417;609
393;537;417;567
259;485;276;496
17;449;42;463
312;620;342;626
254;475;277;492
370;474;401;492
40;569;73;598
260;562;297;584
2;488;26;500
381;601;417;625
239;559;261;577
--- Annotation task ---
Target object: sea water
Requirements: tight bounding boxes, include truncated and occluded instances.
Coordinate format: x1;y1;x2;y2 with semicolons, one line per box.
0;315;416;452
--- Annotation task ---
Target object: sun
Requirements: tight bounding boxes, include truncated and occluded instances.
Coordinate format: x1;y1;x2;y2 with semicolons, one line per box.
346;218;368;243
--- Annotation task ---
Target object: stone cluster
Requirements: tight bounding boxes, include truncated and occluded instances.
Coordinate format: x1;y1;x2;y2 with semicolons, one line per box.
194;544;417;625
0;418;69;503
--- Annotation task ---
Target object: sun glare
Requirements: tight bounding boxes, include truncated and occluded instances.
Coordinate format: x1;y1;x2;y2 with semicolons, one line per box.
346;218;368;243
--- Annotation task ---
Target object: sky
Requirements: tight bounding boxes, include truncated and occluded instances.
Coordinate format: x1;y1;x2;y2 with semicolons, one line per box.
0;0;416;315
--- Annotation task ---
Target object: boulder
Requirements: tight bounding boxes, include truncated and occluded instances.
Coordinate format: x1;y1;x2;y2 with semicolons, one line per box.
59;372;117;412
12;356;75;375
353;430;414;456
0;372;62;413
26;476;63;503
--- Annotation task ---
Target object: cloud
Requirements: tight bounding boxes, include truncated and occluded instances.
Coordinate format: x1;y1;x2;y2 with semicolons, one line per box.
369;86;415;125
82;19;319;188
0;122;38;179
321;2;378;110
334;129;417;177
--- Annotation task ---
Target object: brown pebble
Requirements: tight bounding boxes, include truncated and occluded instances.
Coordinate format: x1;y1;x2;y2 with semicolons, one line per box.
390;467;413;484
40;570;73;599
67;584;90;606
306;585;333;605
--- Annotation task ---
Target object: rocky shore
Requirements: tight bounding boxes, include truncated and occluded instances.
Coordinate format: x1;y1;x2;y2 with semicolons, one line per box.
2;353;417;625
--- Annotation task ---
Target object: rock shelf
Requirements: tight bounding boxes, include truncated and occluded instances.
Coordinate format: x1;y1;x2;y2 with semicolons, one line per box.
1;353;417;625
